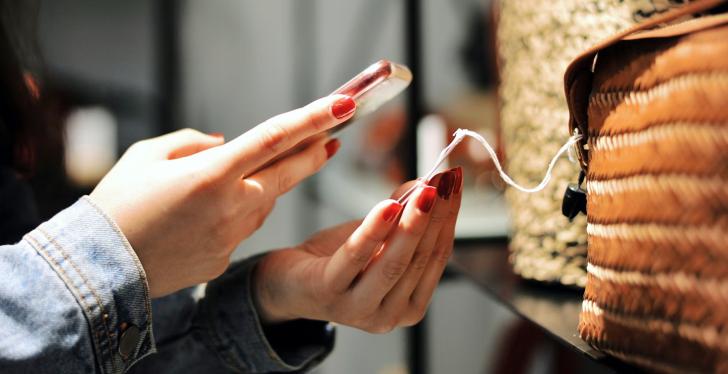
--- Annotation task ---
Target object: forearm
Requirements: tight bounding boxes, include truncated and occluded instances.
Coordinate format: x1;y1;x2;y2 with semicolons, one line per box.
0;197;154;374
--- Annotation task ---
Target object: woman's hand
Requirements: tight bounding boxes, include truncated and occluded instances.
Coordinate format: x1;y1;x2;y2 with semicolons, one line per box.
254;168;463;333
89;95;356;297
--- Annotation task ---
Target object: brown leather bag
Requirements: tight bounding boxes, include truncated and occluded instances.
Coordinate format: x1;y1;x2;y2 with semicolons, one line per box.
563;0;728;371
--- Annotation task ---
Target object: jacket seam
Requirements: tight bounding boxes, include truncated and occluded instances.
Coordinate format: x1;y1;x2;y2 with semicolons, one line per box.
36;227;118;367
24;232;115;374
82;196;152;321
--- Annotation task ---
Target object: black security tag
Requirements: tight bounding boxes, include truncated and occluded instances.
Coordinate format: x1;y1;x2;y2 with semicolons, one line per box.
562;171;587;221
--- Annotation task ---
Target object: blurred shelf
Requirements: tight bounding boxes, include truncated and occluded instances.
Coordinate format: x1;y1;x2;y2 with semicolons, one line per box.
450;242;642;373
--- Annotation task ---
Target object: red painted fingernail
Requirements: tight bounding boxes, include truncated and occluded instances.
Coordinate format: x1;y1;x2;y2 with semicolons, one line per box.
382;201;403;222
437;171;456;200
331;96;356;119
210;132;225;139
416;186;437;213
452;167;463;194
325;139;341;159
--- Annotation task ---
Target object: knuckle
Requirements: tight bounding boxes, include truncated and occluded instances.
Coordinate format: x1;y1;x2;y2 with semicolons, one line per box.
381;258;409;283
344;245;372;267
259;123;290;154
429;213;449;225
401;308;427;327
399;220;427;239
409;251;430;272
276;168;294;194
366;319;396;334
359;228;386;248
191;167;222;194
301;106;327;132
432;244;453;265
177;128;199;137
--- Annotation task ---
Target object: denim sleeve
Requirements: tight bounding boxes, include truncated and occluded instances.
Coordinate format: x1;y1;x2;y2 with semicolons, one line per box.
129;256;336;373
0;196;154;374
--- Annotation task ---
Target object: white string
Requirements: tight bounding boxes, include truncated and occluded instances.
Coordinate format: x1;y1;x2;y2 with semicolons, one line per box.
397;128;582;204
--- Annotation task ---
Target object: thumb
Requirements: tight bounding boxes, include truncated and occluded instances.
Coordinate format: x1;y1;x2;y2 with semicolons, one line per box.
150;128;225;160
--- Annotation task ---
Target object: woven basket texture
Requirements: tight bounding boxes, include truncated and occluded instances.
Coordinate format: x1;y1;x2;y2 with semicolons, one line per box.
578;21;728;373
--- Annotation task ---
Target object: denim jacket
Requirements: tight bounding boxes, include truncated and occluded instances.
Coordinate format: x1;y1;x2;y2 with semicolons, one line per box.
0;168;334;373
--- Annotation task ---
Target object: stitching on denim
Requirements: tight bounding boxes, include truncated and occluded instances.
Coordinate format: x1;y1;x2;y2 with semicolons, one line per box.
24;232;113;373
36;227;118;373
81;196;152;321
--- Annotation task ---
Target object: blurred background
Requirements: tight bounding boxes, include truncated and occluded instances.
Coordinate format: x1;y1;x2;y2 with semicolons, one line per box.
26;1;611;373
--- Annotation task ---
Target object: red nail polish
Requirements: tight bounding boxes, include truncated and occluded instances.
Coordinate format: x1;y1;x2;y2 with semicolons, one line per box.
325;139;341;159
382;201;403;222
437;171;456;200
453;167;463;194
416;186;437;213
210;132;225;139
331;96;356;119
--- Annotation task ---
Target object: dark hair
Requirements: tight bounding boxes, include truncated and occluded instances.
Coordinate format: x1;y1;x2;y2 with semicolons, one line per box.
0;0;49;176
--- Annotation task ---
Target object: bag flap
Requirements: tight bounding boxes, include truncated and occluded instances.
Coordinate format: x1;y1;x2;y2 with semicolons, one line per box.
563;0;728;171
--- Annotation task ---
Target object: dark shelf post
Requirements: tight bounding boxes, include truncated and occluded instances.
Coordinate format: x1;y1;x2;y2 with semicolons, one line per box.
404;0;427;374
156;0;180;135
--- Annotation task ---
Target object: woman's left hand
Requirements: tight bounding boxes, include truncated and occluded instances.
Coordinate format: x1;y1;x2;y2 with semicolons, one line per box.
253;168;463;333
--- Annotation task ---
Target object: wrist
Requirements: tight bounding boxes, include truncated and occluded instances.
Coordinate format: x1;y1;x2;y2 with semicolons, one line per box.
252;259;296;325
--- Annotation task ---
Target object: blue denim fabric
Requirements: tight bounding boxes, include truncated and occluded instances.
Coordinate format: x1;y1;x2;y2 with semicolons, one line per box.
0;196;334;373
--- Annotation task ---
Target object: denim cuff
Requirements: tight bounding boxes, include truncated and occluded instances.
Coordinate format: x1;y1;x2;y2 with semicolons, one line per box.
23;196;154;374
198;256;335;373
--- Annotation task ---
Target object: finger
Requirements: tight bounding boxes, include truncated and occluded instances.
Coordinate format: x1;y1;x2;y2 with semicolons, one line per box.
324;199;403;293
302;220;362;257
144;128;225;160
390;180;420;200
209;95;355;179
243;137;339;199
352;185;438;304
411;167;463;308
380;169;457;315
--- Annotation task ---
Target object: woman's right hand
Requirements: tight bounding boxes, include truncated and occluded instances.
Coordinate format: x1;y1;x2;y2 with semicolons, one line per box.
253;168;463;332
89;95;356;298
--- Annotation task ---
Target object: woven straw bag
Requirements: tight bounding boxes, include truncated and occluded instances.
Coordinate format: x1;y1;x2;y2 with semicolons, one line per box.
564;1;728;371
497;0;687;287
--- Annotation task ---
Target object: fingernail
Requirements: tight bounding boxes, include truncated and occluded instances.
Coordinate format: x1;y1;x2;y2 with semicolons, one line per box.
437;171;456;200
331;96;356;119
416;186;437;213
325;139;341;159
210;132;225;139
382;201;403;222
453;167;463;194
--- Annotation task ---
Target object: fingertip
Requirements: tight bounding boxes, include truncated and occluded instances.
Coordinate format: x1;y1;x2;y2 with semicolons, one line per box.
415;185;437;213
452;166;463;195
381;200;404;223
324;138;341;159
331;95;357;120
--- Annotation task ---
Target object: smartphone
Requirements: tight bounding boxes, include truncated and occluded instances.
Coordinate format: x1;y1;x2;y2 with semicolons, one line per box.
252;60;412;174
331;59;412;129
